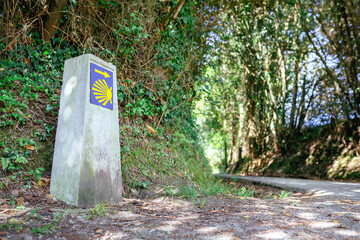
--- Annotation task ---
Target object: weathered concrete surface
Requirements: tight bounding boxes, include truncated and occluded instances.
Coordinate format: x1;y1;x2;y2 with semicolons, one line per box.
218;174;360;199
50;54;122;206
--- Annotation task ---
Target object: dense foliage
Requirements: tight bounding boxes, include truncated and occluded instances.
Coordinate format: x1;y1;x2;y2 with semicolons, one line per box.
195;0;360;178
0;0;359;182
0;0;213;125
0;0;217;187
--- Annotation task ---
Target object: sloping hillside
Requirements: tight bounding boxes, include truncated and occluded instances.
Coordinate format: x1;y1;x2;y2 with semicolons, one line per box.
237;122;360;181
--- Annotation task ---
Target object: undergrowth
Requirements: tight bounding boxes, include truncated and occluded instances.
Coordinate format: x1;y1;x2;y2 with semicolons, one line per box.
120;120;291;201
120;119;214;197
0;40;219;199
0;35;288;203
0;41;80;187
236;123;360;181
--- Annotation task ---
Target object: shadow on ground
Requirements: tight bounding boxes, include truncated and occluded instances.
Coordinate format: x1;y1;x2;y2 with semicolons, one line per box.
2;193;360;240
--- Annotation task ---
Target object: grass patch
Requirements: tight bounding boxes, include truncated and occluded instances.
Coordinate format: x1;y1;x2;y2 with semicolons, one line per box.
85;203;109;219
120;121;214;198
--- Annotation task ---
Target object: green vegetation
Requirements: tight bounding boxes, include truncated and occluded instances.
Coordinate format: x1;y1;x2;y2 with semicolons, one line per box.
0;0;225;200
30;221;58;236
1;208;62;236
236;123;360;179
120;121;215;198
0;0;358;213
29;211;62;236
85;203;109;219
278;191;292;199
194;0;360;179
0;41;76;181
0;219;23;233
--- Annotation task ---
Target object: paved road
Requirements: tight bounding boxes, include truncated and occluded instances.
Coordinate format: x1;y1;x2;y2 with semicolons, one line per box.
218;174;360;199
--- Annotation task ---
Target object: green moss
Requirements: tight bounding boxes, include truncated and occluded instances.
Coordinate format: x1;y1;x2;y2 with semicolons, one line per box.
79;159;96;206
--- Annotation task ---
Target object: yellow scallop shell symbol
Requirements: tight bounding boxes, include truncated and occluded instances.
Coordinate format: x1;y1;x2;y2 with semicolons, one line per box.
92;79;112;106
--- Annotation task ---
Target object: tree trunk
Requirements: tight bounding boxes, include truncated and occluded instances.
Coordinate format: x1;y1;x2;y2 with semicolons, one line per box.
279;47;287;126
228;97;241;173
263;49;280;152
289;52;303;130
42;0;67;42
297;57;311;131
269;111;279;152
223;121;228;171
241;98;250;159
222;57;228;171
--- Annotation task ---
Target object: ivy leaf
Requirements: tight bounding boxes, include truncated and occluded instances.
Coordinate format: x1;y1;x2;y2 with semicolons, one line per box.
1;158;9;170
137;180;150;189
46;104;53;112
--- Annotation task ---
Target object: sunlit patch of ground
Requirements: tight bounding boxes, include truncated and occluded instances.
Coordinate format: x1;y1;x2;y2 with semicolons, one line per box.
1;182;360;239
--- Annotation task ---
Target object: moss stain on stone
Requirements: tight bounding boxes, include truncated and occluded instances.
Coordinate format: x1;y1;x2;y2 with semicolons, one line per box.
79;159;96;206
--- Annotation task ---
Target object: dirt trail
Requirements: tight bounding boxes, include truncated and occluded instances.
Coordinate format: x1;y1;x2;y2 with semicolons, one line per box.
1;182;360;239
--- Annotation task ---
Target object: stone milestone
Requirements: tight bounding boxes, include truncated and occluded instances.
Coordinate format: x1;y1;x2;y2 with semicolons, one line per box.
50;54;122;206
